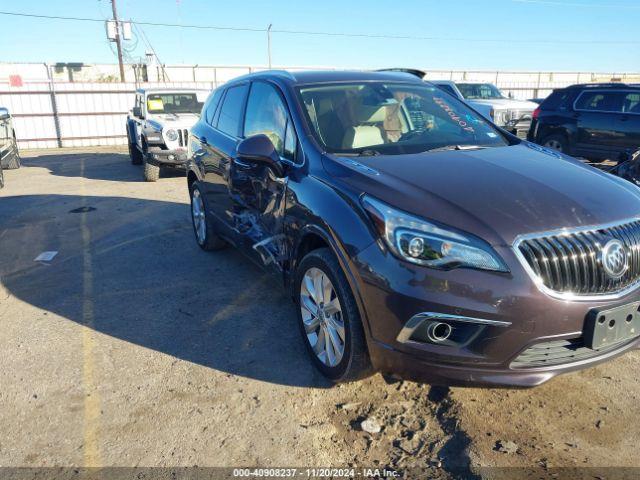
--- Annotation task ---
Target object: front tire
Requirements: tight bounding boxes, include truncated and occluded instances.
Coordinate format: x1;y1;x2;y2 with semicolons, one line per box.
295;248;371;383
189;182;226;251
143;159;160;182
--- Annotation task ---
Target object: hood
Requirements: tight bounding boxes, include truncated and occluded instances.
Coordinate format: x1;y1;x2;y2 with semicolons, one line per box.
470;98;538;112
324;144;640;246
147;112;200;129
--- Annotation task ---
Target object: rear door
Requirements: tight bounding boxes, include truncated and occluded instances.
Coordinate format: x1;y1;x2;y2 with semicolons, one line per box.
572;90;619;160
230;80;298;273
612;91;640;158
193;83;249;242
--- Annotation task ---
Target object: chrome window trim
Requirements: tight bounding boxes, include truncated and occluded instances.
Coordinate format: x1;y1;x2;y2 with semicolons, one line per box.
512;217;640;301
572;89;640;115
397;312;511;344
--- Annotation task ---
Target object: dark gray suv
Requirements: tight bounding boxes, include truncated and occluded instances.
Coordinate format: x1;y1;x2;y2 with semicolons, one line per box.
186;70;640;387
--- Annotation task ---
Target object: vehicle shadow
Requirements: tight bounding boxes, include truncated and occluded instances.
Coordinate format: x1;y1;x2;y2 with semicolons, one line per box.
22;152;185;182
0;193;330;388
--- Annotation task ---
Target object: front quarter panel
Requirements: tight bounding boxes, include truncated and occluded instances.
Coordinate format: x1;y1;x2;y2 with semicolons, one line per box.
285;160;376;269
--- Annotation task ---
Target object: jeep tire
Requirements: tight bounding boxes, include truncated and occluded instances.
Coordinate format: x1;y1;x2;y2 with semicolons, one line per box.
128;133;143;165
144;159;160;182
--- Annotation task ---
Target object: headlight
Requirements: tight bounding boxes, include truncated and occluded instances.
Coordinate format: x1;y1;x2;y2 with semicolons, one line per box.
164;129;178;142
362;195;509;272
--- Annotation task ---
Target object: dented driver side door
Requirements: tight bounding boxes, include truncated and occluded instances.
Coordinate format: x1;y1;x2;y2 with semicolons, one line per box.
229;80;298;274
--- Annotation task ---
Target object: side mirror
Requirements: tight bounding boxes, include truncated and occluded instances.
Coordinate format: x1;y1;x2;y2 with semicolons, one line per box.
0;107;9;120
237;134;285;177
132;106;143;118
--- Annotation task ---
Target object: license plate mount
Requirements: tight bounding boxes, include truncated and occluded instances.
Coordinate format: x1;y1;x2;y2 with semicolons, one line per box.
584;302;640;349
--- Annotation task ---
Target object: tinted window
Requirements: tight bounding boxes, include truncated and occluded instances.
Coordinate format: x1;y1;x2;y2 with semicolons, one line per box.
204;89;224;125
437;84;458;97
622;92;640;114
457;83;505;100
146;93;202;114
575;91;617;112
283;120;297;162
217;84;249;137
540;89;572;111
299;82;508;156
244;82;296;160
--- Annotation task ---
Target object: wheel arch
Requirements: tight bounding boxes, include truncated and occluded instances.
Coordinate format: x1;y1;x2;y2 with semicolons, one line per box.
289;223;375;341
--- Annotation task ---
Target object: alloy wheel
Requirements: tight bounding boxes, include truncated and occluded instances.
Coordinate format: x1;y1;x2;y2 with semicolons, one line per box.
191;188;206;245
300;267;346;367
544;139;563;152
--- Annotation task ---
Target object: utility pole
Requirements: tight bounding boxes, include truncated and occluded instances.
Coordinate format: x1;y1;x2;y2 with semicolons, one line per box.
111;0;126;82
267;24;272;69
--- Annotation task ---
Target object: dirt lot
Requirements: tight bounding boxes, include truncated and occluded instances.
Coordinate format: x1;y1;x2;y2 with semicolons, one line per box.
1;148;639;479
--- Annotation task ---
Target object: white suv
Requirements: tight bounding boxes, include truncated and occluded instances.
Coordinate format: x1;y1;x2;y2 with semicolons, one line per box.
126;88;209;181
432;80;538;139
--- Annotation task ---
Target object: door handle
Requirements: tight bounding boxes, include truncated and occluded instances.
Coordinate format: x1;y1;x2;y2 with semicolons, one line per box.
620;116;630;122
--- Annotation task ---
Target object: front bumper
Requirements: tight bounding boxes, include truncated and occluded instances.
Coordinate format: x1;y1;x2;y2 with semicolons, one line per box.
146;148;188;167
351;242;640;387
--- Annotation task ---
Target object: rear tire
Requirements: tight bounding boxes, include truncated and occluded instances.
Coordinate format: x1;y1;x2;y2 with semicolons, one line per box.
541;134;568;154
1;138;21;169
128;134;143;165
295;248;372;383
189;182;227;251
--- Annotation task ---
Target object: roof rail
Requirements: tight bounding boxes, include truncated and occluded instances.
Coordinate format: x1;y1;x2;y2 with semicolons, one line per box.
568;82;632;88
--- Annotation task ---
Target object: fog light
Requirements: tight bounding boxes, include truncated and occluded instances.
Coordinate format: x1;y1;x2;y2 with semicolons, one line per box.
408;237;424;258
427;322;453;343
168;154;175;161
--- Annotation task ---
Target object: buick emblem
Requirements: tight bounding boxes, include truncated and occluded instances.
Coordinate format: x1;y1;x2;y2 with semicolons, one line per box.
600;239;628;279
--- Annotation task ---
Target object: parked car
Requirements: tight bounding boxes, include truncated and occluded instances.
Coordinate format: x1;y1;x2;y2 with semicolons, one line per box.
0;107;21;171
126;88;208;182
528;83;640;162
432;80;538;139
187;70;640;387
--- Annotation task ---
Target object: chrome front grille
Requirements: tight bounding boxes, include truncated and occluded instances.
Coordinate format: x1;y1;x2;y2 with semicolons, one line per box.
516;219;640;297
178;129;189;147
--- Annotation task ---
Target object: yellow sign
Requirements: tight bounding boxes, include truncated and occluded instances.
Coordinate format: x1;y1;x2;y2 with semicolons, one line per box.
147;98;164;111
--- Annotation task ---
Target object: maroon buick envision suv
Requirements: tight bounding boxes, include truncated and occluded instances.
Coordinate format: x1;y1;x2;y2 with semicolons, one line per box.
187;70;640;387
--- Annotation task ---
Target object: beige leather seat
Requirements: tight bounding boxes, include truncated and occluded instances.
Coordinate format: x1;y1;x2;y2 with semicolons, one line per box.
342;105;387;149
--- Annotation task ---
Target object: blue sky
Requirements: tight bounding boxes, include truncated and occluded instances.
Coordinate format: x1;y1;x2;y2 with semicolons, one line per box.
1;0;639;71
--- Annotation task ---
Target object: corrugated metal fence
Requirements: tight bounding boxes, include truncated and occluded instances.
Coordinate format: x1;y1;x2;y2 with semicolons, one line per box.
1;63;639;149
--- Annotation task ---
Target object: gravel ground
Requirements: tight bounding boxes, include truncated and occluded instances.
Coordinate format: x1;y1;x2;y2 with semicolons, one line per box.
1;148;638;479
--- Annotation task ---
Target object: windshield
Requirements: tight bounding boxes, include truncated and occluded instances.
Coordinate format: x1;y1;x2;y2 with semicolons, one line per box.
298;82;508;155
456;83;505;100
146;93;203;114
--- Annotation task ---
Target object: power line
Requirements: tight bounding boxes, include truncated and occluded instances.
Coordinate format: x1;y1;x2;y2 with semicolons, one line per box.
511;0;640;9
1;9;639;45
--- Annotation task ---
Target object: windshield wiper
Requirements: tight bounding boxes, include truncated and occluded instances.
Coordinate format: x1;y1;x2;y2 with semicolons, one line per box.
340;148;382;157
425;145;488;153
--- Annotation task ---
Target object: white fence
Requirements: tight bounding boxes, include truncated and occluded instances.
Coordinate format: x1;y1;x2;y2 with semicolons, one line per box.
1;63;639;149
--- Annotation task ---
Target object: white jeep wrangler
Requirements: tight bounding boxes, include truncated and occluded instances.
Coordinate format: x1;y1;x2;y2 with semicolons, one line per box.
126;88;209;181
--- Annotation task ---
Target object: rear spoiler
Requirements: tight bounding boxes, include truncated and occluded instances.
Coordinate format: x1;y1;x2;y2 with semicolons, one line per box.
375;68;427;79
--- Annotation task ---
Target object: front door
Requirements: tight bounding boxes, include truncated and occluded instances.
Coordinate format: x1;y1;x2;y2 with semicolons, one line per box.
229;80;298;274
